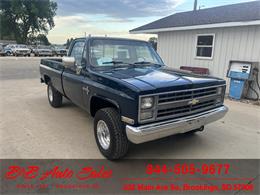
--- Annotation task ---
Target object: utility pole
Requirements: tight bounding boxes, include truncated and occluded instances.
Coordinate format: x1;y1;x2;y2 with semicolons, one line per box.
193;0;197;11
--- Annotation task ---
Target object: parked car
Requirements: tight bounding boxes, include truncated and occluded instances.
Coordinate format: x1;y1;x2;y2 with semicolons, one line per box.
10;44;31;56
52;46;67;56
40;37;228;159
27;45;36;54
4;45;14;56
0;44;5;56
34;45;53;57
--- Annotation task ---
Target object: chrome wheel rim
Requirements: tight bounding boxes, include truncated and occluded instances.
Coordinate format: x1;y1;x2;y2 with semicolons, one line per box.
48;86;53;102
97;120;110;150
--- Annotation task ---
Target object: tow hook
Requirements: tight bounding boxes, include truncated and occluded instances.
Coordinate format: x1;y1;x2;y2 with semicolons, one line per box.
198;126;204;131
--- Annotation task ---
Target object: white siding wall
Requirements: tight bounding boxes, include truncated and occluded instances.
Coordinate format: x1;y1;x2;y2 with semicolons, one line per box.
157;25;260;98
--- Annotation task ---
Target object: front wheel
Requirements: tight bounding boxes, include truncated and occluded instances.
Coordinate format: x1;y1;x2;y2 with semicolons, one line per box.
94;108;129;160
47;83;63;108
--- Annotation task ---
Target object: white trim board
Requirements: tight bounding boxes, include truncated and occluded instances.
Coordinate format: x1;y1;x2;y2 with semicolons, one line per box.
130;20;260;34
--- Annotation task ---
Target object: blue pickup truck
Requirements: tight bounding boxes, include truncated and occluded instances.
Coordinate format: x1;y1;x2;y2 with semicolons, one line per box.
40;37;228;159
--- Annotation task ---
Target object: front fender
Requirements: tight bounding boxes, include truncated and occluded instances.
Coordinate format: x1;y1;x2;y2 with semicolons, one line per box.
91;95;120;110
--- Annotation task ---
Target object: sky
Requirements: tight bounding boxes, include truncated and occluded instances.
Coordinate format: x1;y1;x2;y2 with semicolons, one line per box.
48;0;256;44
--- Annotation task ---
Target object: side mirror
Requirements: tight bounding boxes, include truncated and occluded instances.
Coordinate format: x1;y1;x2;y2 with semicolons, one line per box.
62;56;75;67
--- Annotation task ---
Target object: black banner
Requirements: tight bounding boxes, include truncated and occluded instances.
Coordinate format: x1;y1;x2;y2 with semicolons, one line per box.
0;159;259;194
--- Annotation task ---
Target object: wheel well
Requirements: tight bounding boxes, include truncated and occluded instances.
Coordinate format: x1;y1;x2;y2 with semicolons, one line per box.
43;75;50;84
90;96;119;117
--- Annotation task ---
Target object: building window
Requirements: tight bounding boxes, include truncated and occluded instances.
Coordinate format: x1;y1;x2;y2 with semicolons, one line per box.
195;34;215;59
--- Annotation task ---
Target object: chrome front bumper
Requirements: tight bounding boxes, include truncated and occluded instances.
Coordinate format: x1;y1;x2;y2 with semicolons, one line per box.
126;106;228;144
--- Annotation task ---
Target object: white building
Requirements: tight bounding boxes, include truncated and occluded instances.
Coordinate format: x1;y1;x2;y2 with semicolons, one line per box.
131;1;260;99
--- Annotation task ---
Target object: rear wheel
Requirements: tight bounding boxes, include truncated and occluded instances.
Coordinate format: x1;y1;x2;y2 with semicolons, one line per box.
94;108;129;160
47;83;62;108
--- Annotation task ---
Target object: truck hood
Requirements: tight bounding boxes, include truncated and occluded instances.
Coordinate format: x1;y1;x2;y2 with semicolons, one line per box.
101;66;225;93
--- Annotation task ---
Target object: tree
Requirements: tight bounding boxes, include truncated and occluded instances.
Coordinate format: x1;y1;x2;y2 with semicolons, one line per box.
0;0;57;44
148;37;158;51
27;34;51;45
36;34;51;45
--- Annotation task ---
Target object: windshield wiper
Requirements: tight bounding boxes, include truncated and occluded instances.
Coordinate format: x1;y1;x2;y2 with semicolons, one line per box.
133;61;153;65
101;61;163;69
132;61;163;67
102;61;131;69
102;61;124;65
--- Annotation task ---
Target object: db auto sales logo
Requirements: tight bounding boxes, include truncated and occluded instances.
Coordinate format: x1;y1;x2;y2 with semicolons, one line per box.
4;165;113;181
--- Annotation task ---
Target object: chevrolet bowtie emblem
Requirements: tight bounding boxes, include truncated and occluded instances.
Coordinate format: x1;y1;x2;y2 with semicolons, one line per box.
188;99;200;105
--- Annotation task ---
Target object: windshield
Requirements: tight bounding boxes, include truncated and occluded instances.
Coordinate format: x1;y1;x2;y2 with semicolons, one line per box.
89;39;163;67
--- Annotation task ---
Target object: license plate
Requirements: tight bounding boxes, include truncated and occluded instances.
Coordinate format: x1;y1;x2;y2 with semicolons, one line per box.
187;117;204;126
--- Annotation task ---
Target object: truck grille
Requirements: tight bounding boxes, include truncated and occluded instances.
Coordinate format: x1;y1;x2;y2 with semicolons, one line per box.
155;86;223;121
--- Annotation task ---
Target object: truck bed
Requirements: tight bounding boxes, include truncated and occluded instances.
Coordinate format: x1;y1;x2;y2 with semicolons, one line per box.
40;58;65;96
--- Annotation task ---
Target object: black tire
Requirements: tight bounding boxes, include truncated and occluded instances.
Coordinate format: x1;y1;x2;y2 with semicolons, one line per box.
47;83;62;108
94;108;129;160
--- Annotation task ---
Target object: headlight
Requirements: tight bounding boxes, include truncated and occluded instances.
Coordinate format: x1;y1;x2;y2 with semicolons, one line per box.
216;87;223;95
216;97;222;104
140;111;154;120
141;97;154;109
216;86;225;105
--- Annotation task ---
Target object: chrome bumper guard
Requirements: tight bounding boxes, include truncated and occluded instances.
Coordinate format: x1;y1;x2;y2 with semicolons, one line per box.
126;106;228;144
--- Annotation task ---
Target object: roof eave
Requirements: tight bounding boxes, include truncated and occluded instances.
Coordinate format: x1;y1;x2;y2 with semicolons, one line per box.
130;20;260;34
